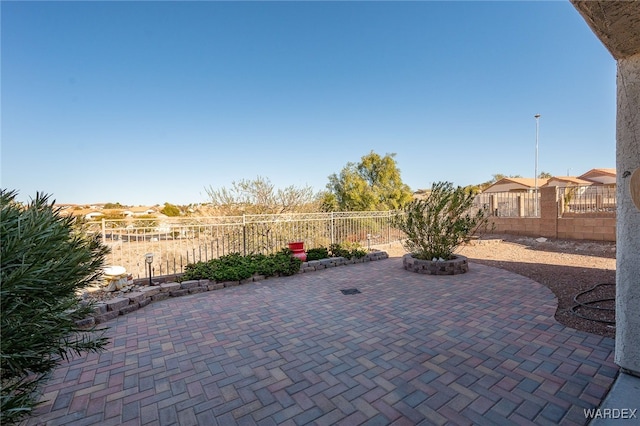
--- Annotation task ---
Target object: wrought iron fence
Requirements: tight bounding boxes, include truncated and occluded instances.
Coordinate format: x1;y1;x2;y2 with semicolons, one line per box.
472;192;539;217
86;211;403;279
558;185;617;214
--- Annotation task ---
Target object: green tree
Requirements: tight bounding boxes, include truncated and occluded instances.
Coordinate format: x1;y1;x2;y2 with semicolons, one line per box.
1;190;110;424
326;151;413;211
160;202;181;217
318;191;339;212
205;176;320;215
538;171;552;179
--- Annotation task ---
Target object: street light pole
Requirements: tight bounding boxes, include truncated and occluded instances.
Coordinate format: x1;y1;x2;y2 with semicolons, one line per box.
534;114;541;216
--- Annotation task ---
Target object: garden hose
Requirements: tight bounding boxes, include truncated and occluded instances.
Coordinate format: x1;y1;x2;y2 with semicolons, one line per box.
570;283;615;325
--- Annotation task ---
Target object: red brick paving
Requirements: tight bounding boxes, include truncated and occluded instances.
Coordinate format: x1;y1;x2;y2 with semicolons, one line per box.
27;258;617;425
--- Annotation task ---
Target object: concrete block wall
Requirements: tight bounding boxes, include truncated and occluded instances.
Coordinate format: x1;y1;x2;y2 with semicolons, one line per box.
557;215;616;241
487;217;540;236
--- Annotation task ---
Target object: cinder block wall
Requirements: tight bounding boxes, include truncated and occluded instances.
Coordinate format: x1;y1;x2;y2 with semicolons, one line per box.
483;187;616;241
557;214;616;241
486;217;540;236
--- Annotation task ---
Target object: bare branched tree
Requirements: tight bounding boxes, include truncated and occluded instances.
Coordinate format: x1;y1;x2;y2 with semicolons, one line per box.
205;176;320;216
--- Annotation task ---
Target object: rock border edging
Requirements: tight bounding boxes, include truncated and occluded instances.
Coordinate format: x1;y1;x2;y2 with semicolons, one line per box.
78;251;390;327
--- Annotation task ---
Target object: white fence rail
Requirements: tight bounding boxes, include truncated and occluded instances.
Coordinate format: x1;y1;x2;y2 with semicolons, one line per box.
87;211;403;279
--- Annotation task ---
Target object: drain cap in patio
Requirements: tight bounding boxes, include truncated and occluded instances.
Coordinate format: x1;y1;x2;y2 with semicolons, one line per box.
340;288;361;295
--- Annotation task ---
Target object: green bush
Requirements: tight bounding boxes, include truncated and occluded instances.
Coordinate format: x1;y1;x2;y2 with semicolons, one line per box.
272;248;302;276
254;257;279;277
305;246;329;261
393;181;490;260
180;249;302;282
329;242;367;259
211;253;254;282
182;261;216;281
1;190;110;425
177;242;374;284
180;242;373;283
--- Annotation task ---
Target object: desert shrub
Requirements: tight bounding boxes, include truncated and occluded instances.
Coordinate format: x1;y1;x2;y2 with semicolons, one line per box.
393;181;490;260
0;190;110;425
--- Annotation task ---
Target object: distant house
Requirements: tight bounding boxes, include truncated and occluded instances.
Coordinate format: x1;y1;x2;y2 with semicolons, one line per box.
124;207;157;217
482;178;549;193
82;210;104;220
541;176;593;188
578;168;616;186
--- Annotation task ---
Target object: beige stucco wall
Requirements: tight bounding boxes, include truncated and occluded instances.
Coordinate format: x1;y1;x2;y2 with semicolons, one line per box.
615;53;640;374
571;0;640;376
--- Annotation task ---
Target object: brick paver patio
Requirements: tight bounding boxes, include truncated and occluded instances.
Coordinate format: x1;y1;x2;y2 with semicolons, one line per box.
28;257;617;425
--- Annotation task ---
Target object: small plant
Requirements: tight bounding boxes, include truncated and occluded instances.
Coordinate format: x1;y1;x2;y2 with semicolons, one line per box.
394;181;490;260
305;246;329;261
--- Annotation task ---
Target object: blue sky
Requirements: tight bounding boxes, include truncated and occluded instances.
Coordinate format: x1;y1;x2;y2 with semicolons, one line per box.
2;1;616;207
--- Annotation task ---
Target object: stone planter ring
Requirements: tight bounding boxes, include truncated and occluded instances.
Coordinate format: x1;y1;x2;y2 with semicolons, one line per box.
402;254;469;275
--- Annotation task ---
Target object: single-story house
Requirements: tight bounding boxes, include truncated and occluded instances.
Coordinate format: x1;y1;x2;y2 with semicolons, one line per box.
578;168;616;186
482;178;550;193
123;207;157;217
541;176;593;188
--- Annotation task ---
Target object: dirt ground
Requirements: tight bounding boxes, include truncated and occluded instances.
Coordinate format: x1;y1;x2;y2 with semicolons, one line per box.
379;235;616;339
